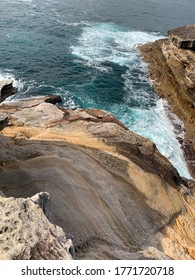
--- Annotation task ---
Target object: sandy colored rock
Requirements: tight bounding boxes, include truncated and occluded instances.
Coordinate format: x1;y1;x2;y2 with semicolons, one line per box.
138;36;195;177
168;24;195;50
0;192;72;260
10;102;65;127
0;97;195;260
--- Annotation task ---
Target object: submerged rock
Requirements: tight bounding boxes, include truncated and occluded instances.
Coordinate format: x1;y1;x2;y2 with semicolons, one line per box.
0;97;194;260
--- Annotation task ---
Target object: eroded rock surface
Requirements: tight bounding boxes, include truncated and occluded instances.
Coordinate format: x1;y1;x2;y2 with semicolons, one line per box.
0;97;194;260
0;192;72;260
168;24;195;50
138;26;195;177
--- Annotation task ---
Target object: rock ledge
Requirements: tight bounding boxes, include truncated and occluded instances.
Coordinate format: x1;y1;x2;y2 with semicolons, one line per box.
168;24;195;50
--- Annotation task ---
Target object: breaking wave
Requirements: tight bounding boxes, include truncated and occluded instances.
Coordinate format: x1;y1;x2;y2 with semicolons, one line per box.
71;23;191;178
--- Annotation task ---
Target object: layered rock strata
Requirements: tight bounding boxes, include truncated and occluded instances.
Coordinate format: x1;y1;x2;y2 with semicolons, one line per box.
0;96;195;260
138;25;195;177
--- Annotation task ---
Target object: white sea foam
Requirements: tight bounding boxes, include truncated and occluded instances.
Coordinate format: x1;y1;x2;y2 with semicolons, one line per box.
17;0;33;3
71;23;163;65
36;84;77;109
73;59;112;73
121;99;191;178
0;70;25;93
0;70;40;103
56;19;89;27
46;0;59;3
71;23;192;179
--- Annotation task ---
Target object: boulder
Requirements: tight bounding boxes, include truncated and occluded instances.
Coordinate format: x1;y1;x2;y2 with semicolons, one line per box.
0;80;16;103
44;95;62;104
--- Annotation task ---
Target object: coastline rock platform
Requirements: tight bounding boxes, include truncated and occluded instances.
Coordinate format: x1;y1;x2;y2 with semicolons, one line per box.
0;95;195;260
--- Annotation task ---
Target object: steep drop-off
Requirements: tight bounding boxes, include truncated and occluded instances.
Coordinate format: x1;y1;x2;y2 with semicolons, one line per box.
0;95;194;260
138;25;195;177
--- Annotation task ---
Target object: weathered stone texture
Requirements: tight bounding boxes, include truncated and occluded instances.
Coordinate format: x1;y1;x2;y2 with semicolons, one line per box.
138;30;195;177
0;192;73;260
168;24;195;50
0;97;194;260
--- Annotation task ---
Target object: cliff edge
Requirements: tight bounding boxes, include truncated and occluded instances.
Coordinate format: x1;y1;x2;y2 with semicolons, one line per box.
0;94;194;260
138;24;195;178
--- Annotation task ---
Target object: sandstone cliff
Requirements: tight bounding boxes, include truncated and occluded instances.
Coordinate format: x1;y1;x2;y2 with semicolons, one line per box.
0;95;194;260
138;24;195;178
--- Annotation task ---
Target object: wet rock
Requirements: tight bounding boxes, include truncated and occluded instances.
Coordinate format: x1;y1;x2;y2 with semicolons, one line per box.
44;95;62;104
0;80;16;103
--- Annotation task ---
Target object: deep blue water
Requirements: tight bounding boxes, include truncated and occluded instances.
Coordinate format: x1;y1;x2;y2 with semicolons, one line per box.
1;0;195;178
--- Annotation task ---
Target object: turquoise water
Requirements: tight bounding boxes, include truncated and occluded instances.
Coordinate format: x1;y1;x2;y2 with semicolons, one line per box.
0;0;194;178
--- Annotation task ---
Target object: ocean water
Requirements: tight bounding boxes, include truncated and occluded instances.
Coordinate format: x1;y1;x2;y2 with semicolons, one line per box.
0;0;195;178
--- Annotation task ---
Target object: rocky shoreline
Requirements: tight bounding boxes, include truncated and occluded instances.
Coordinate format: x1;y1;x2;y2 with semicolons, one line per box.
0;25;195;260
138;25;195;178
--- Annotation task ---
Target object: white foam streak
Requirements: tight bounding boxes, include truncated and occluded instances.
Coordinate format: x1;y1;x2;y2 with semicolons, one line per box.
73;59;112;73
46;0;59;4
56;19;89;27
145;99;190;178
17;0;33;3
